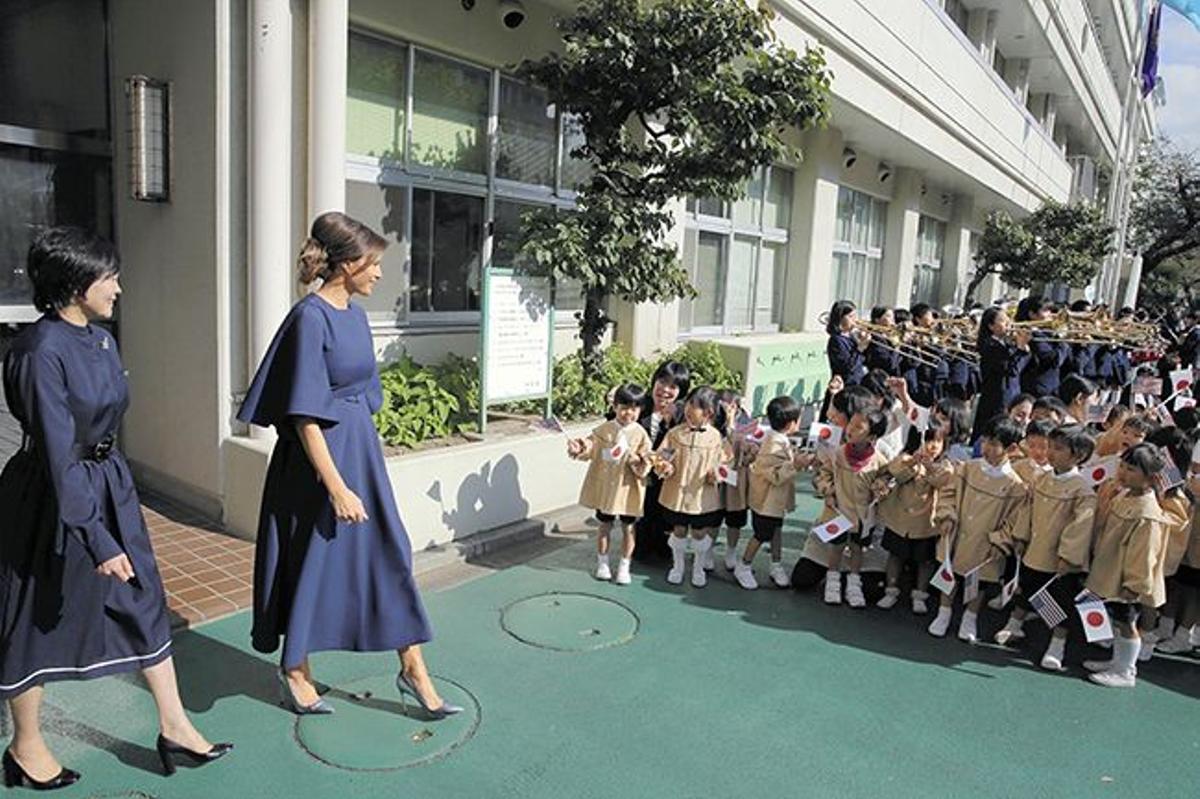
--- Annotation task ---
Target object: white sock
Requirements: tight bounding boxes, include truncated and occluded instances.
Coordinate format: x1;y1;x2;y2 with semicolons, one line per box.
1114;636;1141;674
1004;616;1025;631
934;605;952;620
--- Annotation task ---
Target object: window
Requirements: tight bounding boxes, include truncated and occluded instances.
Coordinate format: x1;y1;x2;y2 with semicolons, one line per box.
679;166;792;334
496;77;556;186
992;48;1008;81
411;50;489;174
410;189;484;313
912;216;946;306
832;186;886;310
345;34;589;324
942;0;969;35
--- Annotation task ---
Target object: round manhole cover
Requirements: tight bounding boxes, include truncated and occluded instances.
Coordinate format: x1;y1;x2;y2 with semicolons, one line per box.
500;592;640;652
295;674;479;770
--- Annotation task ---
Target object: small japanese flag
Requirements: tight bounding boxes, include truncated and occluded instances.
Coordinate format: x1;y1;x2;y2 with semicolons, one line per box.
1084;456;1119;489
994;559;1021;609
1074;591;1114;643
1175;395;1197;411
807;422;842;450
603;434;630;463
744;422;771;444
906;404;931;432
813;514;854;543
1170;368;1194;394
716;464;738;487
962;570;980;604
929;555;956;596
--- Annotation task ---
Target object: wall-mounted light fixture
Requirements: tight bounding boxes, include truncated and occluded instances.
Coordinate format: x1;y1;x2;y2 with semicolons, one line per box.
126;75;171;202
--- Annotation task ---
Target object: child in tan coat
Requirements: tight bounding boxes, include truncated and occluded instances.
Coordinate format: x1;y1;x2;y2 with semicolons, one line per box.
568;384;653;584
1084;444;1170;688
735;396;805;590
991;424;1097;671
812;407;889;608
653;387;732;588
928;415;1027;642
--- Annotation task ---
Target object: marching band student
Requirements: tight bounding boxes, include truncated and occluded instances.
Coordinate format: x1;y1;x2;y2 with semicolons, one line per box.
865;306;901;375
1017;296;1070;399
1084;445;1170;688
991;425;1097;671
654;387;733;588
735;396;805;590
928;416;1027;642
1011;419;1055;484
1060;375;1100;426
568;384;653;584
874;419;951;613
715;389;753;572
905;303;949;408
972;308;1032;441
1064;300;1100;383
813;408;890;607
826;300;868;387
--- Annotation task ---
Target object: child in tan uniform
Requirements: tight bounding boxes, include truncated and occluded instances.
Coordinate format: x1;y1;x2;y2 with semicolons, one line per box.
715;389;753;573
875;419;952;613
654;387;732;588
813;407;889;607
568;383;653;584
991;424;1096;670
1084;444;1170;688
928;415;1027;642
1011;419;1054;485
735;396;805;590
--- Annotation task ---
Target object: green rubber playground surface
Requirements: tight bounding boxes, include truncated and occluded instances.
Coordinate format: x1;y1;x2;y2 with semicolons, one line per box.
19;505;1200;798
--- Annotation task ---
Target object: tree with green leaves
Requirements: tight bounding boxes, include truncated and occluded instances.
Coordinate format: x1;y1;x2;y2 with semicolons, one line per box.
515;0;831;377
965;200;1114;304
1130;138;1200;276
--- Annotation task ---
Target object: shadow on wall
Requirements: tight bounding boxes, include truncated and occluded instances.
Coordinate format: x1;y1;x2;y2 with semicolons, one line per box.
422;453;530;548
751;377;825;416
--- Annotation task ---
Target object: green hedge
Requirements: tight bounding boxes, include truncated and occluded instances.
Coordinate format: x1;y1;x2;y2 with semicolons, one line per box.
373;341;742;448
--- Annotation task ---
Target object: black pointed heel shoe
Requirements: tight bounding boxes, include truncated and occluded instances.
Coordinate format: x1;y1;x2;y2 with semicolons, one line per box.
2;749;81;791
155;735;233;777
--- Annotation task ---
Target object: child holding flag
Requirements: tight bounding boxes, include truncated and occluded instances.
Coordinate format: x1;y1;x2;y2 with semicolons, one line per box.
927;416;1027;642
1011;419;1055;484
812;407;889;607
1137;427;1193;660
653;387;733;588
568;384;653;583
1083;444;1170;688
874;419;952;613
735;396;806;590
714;389;754;572
990;425;1097;670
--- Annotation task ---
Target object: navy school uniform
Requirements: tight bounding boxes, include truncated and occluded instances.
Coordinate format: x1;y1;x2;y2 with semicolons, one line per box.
238;294;432;668
947;354;979;400
864;339;901;376
972;335;1031;440
1020;334;1069;398
1065;343;1099;383
827;332;866;386
0;316;172;700
904;349;949;408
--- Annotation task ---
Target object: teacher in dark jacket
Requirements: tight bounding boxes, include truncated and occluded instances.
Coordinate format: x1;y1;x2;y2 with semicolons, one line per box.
972;306;1032;441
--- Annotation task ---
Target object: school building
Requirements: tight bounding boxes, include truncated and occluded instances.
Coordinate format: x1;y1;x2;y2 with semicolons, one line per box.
0;0;1155;546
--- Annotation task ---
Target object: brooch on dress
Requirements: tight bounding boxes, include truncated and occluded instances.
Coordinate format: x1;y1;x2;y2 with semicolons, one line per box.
100;336;110;350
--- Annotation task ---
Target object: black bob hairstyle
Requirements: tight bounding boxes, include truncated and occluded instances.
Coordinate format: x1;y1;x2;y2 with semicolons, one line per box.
27;227;120;313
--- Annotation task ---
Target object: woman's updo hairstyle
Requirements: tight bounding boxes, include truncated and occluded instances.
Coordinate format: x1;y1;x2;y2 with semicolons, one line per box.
297;211;387;285
27;227;120;313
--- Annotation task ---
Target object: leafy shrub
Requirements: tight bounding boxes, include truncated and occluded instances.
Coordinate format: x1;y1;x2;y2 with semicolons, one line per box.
663;340;743;393
374;356;460;448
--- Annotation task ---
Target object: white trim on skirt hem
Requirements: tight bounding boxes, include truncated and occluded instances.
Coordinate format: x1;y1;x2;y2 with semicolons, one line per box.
0;639;173;693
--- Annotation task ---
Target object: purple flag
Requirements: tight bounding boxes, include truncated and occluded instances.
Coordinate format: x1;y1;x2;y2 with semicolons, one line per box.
1141;3;1163;98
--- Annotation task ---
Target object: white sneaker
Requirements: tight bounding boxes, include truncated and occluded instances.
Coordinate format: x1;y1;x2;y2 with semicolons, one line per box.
614;558;632;586
691;539;711;588
702;545;716;572
1088;670;1136;688
1040;638;1066;672
734;561;758;590
994;619;1026;646
1137;641;1156;663
911;590;929;614
769;562;790;588
595;558;612;581
877;587;901;610
957;612;979;644
724;548;739;572
928;607;953;637
824;572;842;605
845;574;866;608
1083;659;1113;673
667;538;687;585
1156;627;1196;654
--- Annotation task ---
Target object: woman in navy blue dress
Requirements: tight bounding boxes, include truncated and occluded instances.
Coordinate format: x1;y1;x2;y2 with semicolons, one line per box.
238;212;458;719
971;306;1032;441
0;229;230;790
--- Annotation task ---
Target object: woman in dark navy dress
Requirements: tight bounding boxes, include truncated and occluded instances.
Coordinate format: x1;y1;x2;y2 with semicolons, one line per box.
238;212;458;719
0;229;230;790
971;306;1032;441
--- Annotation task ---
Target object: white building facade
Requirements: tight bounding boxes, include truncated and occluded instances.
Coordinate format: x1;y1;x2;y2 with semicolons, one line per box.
0;0;1154;537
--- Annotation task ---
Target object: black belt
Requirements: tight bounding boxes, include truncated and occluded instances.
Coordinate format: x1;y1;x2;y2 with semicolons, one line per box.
71;436;116;462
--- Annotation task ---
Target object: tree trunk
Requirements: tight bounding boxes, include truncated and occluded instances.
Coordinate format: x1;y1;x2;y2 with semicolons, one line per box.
579;287;608;380
963;267;998;307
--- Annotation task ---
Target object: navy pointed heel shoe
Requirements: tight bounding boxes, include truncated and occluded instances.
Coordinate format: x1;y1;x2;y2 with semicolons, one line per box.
395;672;463;720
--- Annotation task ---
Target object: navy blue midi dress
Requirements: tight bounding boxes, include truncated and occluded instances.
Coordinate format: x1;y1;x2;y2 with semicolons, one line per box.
0;316;172;699
238;294;432;669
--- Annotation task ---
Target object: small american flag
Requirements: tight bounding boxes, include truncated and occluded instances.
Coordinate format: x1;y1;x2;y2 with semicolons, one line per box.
1029;578;1067;628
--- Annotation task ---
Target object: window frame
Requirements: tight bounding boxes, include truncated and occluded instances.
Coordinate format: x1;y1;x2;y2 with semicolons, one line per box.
831;185;888;311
